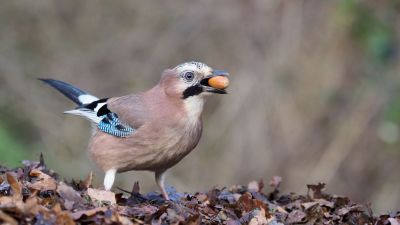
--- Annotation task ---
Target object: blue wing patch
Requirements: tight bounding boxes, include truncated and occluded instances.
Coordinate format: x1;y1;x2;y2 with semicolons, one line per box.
98;113;135;137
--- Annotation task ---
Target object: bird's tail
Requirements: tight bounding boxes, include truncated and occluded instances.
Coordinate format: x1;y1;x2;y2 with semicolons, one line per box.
40;78;105;124
39;79;99;106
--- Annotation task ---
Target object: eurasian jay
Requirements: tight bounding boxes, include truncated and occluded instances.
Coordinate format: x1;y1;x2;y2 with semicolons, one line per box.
40;61;229;200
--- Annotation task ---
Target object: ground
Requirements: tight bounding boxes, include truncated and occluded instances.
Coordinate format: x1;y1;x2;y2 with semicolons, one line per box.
0;155;399;225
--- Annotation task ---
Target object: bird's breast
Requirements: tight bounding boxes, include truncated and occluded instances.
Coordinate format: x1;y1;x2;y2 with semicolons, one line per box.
88;117;203;172
147;118;203;170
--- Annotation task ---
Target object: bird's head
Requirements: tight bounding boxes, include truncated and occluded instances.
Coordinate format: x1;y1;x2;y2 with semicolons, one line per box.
160;61;230;100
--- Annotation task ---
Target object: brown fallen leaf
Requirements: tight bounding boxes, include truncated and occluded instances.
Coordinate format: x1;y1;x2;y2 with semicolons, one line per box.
115;214;134;225
226;219;241;225
132;181;140;194
6;173;22;201
269;176;282;190
286;210;307;224
307;183;326;199
50;203;76;225
70;207;107;220
247;181;260;193
80;171;93;189
3;196;49;218
87;188;116;204
56;211;76;225
2;157;400;225
0;210;18;225
237;192;269;215
24;197;39;214
238;192;255;213
0;196;14;206
195;193;208;203
337;207;350;216
118;205;158;218
315;198;334;208
302;201;318;210
57;182;82;210
28;169;57;192
388;218;400;225
248;208;268;225
52;203;62;213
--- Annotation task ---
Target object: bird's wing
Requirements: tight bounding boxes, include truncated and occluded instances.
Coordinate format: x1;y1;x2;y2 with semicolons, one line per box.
68;98;136;138
105;94;148;130
64;98;107;124
94;100;136;138
40;78;136;137
97;112;135;137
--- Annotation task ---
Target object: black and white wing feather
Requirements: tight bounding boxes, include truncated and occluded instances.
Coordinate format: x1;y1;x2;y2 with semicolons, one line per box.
40;79;135;137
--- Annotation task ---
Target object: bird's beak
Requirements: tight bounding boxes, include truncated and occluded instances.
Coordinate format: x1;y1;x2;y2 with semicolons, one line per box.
200;70;230;94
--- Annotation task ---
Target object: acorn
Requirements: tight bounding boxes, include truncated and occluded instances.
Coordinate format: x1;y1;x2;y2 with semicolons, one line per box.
208;76;229;90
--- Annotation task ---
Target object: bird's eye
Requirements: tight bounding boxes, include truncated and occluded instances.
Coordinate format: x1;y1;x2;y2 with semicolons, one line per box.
182;71;195;82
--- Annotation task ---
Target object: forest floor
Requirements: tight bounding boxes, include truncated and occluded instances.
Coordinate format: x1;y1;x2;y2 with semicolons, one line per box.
0;155;399;225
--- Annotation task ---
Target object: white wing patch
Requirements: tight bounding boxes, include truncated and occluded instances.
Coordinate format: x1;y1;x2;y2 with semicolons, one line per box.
78;94;99;104
64;109;102;124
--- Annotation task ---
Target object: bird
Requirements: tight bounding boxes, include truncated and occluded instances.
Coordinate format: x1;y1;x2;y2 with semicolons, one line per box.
40;61;229;200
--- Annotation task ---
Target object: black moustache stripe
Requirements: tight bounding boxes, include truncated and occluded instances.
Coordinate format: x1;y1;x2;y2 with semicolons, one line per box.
182;85;203;99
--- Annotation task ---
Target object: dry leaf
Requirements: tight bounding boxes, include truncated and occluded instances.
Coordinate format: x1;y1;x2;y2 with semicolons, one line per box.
57;182;82;209
286;210;307;224
12;197;47;216
315;198;334;208
87;188;116;204
80;171;93;189
302;202;318;210
6;173;22;201
0;210;18;225
247;181;259;193
337;207;350;216
248;208;268;225
70;207;107;220
52;203;62;213
0;155;398;224
51;203;76;224
307;183;326;199
118;205;158;217
57;182;81;199
56;211;76;225
269;176;282;189
226;219;241;225
237;192;269;215
116;215;134;225
28;169;57;191
131;181;140;194
388;218;400;225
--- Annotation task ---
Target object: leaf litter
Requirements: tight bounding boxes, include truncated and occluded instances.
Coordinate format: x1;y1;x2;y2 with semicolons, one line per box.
0;156;399;225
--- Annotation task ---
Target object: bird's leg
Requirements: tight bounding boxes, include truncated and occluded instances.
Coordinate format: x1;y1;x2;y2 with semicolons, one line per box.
104;168;117;191
155;170;169;200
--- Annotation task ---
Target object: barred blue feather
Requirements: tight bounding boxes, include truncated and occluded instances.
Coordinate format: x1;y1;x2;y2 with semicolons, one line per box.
98;113;135;137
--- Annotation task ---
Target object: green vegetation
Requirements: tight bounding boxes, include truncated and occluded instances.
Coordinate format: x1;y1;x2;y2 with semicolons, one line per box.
0;123;28;167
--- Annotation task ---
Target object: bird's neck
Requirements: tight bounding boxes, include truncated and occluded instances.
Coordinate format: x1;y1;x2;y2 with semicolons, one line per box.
183;96;205;125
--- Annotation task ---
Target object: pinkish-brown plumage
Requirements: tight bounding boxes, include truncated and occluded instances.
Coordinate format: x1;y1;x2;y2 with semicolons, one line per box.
89;85;203;173
40;62;229;200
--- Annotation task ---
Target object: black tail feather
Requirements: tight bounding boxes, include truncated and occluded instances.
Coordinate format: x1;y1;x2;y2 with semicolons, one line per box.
39;78;88;105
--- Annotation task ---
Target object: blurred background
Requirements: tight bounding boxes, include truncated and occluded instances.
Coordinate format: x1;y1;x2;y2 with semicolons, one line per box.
0;0;399;213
